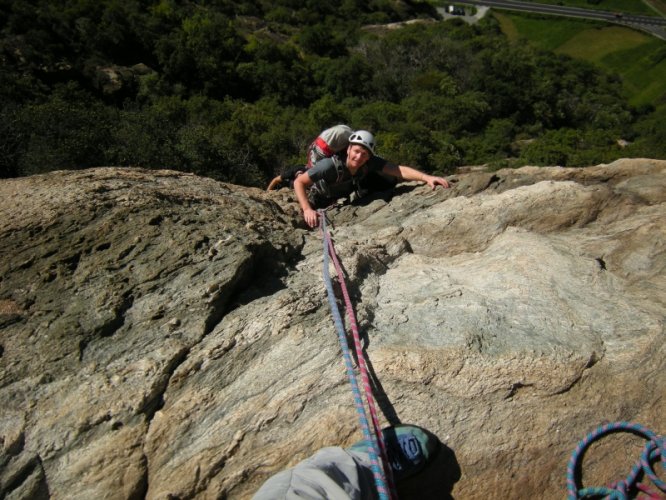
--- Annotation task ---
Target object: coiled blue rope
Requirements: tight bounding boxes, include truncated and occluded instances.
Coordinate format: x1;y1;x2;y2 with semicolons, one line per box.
566;421;665;499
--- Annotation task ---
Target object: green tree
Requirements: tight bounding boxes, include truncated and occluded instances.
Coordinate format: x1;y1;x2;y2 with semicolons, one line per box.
517;128;615;166
310;54;374;101
306;95;353;131
155;9;244;97
350;101;405;132
238;38;309;105
14;85;116;176
377;123;438;171
108;97;184;169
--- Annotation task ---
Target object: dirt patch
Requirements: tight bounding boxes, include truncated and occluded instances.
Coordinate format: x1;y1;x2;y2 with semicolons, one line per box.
0;299;23;315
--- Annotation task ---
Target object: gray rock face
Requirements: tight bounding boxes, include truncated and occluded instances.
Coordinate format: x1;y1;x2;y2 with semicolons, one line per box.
0;160;664;499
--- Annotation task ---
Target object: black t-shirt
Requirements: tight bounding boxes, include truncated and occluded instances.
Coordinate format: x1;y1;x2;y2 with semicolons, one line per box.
307;153;395;202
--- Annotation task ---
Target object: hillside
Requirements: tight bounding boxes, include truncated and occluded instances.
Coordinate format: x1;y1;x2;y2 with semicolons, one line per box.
492;8;666;161
1;161;664;499
493;11;666;106
1;1;664;183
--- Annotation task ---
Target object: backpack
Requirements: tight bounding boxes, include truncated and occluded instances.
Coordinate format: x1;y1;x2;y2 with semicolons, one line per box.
306;124;353;167
268;125;353;190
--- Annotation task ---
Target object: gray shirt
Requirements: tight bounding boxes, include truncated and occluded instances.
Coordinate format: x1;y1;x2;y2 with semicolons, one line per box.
307;154;396;202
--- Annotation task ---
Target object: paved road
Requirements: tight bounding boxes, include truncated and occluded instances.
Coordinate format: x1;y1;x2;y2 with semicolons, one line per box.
455;0;666;40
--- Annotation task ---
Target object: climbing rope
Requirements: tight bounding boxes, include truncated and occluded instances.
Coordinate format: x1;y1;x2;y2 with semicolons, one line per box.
324;219;397;496
319;210;395;500
566;421;665;499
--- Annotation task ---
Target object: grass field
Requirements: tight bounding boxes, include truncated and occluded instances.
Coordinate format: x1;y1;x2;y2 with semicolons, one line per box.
494;12;666;106
519;0;661;16
495;12;607;51
644;0;666;16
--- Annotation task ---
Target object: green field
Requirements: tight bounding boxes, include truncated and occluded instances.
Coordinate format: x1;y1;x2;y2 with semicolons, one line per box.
494;12;666;106
519;0;661;16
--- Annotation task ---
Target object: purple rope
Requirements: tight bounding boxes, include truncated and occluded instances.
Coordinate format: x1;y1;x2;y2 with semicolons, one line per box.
325;229;397;497
320;211;392;500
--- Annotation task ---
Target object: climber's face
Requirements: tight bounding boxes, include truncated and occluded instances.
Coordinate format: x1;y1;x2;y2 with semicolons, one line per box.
346;144;371;173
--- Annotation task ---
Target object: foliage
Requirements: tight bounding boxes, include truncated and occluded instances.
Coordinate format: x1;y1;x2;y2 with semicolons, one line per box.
495;11;666;108
624;104;666;159
0;0;663;185
5;84;117;177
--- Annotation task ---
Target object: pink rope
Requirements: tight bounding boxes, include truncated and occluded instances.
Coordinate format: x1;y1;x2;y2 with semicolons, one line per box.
325;234;397;497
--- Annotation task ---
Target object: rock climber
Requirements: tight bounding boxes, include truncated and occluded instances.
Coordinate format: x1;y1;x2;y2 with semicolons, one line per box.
267;124;354;191
253;424;442;500
294;130;451;228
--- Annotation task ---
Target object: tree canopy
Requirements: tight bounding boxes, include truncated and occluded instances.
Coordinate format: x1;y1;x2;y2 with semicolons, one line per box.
0;1;661;185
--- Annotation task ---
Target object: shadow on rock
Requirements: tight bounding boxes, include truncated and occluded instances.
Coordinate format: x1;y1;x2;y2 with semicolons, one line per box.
396;436;461;500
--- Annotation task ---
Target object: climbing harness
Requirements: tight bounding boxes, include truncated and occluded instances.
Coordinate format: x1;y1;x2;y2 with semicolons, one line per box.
319;209;396;500
566;421;665;499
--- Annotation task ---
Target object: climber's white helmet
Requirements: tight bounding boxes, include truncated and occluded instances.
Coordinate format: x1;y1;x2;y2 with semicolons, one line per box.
348;130;376;156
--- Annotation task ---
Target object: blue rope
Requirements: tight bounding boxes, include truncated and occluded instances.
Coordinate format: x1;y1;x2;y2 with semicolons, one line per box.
566;421;665;499
320;211;390;500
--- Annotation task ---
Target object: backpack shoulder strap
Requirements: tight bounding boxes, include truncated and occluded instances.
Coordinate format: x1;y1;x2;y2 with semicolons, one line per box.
330;155;346;183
